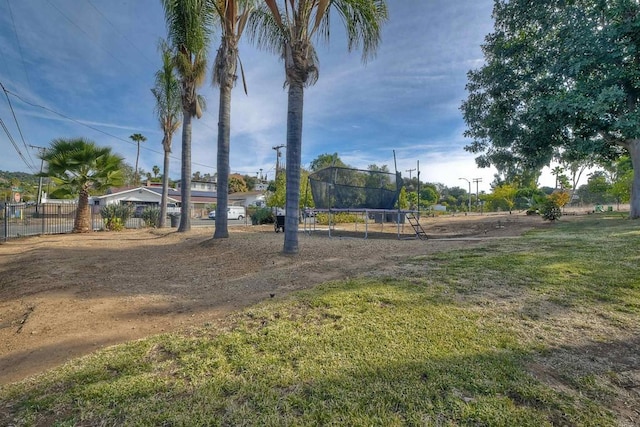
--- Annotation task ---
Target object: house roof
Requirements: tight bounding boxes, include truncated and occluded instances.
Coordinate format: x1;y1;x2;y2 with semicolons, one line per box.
98;187;179;203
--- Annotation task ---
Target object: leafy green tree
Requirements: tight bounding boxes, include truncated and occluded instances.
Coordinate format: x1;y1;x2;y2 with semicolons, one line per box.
419;185;439;207
309;152;348;171
396;187;408;210
151;39;182;228
267;169;286;208
161;0;211;232
211;0;255;239
490;183;518;214
40;138;124;233
129;133;147;185
250;0;388;254
152;165;160;178
462;0;640;218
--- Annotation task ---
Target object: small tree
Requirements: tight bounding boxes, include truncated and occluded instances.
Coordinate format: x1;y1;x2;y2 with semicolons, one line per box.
541;191;570;221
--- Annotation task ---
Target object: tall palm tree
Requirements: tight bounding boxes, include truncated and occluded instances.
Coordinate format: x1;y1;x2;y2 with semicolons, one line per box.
211;0;255;239
250;0;388;254
161;0;212;232
151;39;182;228
39;138;124;233
129;133;147;185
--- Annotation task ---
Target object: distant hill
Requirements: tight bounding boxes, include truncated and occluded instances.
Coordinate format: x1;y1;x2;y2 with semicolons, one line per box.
0;171;38;187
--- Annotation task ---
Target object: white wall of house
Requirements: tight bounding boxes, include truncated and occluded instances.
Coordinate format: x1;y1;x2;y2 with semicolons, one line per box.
92;188;177;208
176;180;217;192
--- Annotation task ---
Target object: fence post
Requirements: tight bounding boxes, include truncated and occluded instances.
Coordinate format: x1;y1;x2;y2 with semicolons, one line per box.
2;203;7;243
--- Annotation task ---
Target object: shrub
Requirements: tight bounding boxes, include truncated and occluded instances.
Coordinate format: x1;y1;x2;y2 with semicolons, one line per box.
540;199;562;221
251;207;274;225
100;204;133;231
141;207;161;228
316;212;363;225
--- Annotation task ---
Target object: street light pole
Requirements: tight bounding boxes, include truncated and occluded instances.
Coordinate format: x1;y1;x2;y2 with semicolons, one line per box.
459;177;471;213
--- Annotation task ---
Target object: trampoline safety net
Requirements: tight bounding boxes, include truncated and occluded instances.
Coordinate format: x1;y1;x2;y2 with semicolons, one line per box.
308;166;403;209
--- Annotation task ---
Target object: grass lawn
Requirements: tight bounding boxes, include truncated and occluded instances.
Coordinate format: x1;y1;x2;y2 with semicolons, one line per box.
1;214;639;426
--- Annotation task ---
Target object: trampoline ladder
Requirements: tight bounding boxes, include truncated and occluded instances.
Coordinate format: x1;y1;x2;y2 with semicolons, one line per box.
406;213;427;240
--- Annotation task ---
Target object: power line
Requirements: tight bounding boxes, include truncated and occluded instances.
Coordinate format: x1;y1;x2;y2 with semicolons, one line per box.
5;0;32;90
86;0;156;66
1;82;36;170
0;116;36;172
2;86;217;171
43;0;130;71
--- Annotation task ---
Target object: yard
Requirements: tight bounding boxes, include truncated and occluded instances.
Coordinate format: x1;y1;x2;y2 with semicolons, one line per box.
1;212;639;425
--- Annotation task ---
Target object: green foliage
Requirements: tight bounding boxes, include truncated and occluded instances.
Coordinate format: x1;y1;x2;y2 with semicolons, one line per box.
100;204;133;231
229;175;248;193
540;192;569;221
40;138;125;196
487;183;518;213
141;208;161;228
309;153;349;171
396;187;409;209
250;207;274;225
461;0;640;216
315;212;363;225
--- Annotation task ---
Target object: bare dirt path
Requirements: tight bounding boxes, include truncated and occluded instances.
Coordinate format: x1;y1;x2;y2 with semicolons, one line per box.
0;213;549;385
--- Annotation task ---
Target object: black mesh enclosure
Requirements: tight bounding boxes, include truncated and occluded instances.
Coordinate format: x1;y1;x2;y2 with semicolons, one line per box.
308;167;403;209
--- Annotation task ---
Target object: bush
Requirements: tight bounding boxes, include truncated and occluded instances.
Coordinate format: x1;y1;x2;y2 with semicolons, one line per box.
251;207;275;225
100;204;134;231
316;212;363;225
141;207;161;228
540;199;562;221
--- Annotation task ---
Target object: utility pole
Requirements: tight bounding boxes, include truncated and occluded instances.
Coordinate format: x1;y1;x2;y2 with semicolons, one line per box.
405;168;416;180
416;161;421;218
272;144;285;181
459;178;471;213
29;145;46;211
473;177;483;210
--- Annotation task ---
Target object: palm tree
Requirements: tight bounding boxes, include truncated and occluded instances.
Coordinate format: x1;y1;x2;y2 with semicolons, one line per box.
152;165;160;178
211;0;255;239
151;39;182;228
129;133;147;185
250;0;388;254
161;0;212;232
39;138;124;233
551;166;564;189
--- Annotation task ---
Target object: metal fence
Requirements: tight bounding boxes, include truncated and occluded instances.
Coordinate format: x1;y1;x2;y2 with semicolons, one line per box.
1;202;104;242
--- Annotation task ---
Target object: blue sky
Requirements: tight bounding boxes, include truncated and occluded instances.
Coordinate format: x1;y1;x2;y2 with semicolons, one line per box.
0;0;558;193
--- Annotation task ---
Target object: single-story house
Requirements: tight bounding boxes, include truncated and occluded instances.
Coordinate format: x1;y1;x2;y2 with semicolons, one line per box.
92;186;217;218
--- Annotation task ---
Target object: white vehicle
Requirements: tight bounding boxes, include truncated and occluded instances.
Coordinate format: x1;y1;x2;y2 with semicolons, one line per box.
208;205;246;220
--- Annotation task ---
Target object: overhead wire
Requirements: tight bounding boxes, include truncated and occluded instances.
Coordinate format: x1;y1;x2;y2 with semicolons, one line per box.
1;82;36;170
0;116;36;172
43;0;130;71
5;0;32;90
2;86;217;171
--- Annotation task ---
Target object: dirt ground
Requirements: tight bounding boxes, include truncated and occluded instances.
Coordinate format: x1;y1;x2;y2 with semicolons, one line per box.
0;213;551;385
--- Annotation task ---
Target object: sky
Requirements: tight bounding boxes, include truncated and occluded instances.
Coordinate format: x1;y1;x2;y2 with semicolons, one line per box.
0;0;563;194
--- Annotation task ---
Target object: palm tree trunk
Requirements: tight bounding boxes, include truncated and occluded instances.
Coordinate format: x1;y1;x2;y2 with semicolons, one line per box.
159;138;171;228
135;143;141;185
213;78;232;239
74;188;92;233
178;108;192;232
283;81;304;254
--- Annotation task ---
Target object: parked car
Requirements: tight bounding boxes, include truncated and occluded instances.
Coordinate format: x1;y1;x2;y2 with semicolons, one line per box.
208;206;246;220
